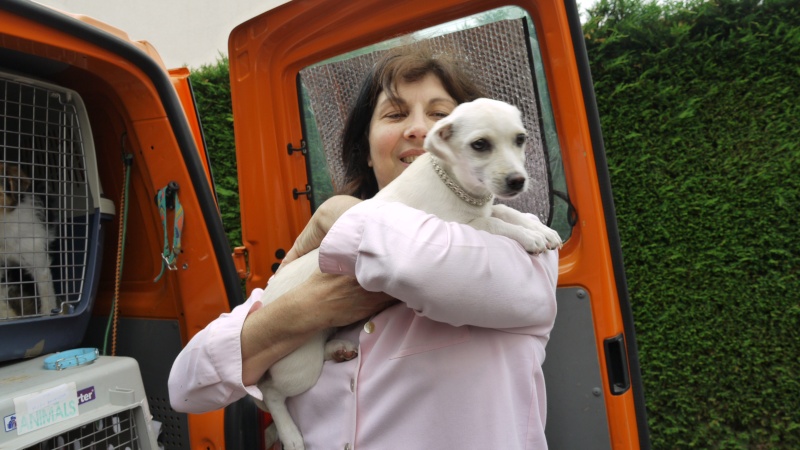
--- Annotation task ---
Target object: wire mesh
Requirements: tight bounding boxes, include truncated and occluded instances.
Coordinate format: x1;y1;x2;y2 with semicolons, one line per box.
23;408;142;450
299;16;551;221
0;74;92;319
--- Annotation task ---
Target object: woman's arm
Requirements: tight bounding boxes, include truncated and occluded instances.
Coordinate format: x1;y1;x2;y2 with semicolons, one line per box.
169;268;394;413
241;269;395;385
318;200;559;331
168;288;265;413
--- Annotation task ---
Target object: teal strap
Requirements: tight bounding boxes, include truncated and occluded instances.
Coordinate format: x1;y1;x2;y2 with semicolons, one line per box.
154;186;184;282
44;348;99;370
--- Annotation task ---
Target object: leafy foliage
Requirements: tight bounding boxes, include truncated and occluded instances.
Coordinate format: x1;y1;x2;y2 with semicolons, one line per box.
585;0;800;447
188;57;241;248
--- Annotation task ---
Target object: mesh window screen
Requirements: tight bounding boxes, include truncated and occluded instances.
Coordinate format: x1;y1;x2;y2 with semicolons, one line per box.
300;16;553;223
0;74;93;319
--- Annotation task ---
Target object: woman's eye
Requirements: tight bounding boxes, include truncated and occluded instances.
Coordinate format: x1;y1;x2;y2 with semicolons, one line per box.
385;111;406;120
431;111;450;119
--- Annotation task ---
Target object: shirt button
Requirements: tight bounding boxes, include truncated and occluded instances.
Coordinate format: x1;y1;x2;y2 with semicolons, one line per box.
350;378;355;393
364;321;375;333
344;444;352;450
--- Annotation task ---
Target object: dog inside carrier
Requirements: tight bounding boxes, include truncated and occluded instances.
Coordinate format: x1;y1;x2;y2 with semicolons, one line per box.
0;71;114;362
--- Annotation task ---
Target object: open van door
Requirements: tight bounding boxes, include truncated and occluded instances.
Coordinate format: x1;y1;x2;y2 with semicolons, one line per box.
0;1;240;448
227;0;650;448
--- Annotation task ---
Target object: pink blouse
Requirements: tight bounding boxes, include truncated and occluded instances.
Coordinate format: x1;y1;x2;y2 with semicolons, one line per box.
169;200;558;449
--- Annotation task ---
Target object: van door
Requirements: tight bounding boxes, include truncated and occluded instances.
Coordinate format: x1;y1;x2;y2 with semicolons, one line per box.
0;1;240;448
227;0;650;448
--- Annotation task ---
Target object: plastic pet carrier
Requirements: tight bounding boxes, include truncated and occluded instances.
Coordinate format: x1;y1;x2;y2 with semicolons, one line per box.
0;71;114;362
0;349;159;449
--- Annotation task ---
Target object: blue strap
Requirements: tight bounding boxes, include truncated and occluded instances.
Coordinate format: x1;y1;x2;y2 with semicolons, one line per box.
154;186;184;282
43;348;99;370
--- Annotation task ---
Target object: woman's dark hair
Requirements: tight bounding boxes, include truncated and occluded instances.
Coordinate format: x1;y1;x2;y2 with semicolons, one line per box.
339;43;485;199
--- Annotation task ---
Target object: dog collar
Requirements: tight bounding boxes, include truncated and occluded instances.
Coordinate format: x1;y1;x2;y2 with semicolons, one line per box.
430;157;494;206
43;348;99;370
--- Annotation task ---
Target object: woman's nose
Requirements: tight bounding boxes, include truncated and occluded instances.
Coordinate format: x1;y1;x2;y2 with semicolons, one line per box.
403;113;430;141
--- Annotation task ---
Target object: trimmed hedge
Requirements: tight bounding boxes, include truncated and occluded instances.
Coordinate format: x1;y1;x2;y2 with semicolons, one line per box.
585;0;799;447
189;0;799;446
188;57;241;249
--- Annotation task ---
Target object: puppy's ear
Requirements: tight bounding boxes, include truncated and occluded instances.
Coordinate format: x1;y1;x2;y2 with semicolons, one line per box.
3;165;20;194
10;166;31;194
5;176;14;192
437;122;454;141
18;174;31;194
424;119;458;163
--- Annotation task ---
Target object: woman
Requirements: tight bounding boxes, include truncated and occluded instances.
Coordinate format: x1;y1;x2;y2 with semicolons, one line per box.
169;44;559;449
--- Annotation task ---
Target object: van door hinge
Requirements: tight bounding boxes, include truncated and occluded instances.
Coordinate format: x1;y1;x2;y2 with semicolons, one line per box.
293;184;312;200
287;140;312;201
287;140;307;156
232;246;249;280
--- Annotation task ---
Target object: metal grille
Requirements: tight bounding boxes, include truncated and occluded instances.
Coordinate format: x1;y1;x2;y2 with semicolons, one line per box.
24;408;142;450
300;15;551;221
0;74;91;319
147;394;188;449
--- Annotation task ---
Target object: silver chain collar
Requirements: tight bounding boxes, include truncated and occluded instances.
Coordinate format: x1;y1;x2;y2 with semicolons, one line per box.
430;157;494;207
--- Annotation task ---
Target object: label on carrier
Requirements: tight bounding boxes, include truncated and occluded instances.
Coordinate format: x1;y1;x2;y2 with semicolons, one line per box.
12;382;79;435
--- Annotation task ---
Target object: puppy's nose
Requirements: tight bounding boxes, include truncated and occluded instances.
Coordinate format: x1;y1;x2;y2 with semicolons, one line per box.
506;174;527;192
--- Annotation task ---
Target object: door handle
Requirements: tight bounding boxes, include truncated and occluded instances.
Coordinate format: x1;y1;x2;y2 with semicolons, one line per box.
604;333;631;395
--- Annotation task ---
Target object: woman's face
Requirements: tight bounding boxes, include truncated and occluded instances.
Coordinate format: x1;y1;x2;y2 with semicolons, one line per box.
368;73;457;190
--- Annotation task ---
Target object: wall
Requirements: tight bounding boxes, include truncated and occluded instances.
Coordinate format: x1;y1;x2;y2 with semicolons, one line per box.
33;0;288;69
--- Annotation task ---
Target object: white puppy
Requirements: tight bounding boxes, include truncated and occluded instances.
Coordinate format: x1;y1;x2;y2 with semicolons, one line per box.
0;163;58;318
255;98;562;449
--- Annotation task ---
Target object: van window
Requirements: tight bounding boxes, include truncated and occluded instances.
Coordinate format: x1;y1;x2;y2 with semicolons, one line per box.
299;6;573;241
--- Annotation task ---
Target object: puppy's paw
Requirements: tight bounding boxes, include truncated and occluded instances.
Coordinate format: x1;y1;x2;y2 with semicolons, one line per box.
540;225;563;250
489;205;562;251
280;434;305;450
517;228;563;254
525;220;562;251
324;339;358;362
518;230;551;255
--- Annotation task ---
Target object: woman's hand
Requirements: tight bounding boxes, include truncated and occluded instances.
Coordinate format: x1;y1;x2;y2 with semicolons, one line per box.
280;195;363;268
300;270;398;329
241;267;396;385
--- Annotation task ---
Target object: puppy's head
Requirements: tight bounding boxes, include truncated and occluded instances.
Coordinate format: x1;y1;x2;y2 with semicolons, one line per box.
0;163;31;211
424;98;529;199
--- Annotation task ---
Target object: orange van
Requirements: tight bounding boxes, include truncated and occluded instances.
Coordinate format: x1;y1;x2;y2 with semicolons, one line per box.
0;0;649;448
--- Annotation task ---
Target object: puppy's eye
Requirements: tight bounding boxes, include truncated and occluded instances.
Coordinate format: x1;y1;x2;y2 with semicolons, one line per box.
471;139;491;152
515;134;527;147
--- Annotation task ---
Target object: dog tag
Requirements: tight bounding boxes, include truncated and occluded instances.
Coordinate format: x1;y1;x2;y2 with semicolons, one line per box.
363;321;375;334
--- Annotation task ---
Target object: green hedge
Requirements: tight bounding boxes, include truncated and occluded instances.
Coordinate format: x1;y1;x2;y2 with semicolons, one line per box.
188;57;241;249
189;0;799;446
585;0;799;447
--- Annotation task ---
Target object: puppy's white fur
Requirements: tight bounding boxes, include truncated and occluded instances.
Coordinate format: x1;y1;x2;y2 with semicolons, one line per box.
0;165;57;318
255;98;561;449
